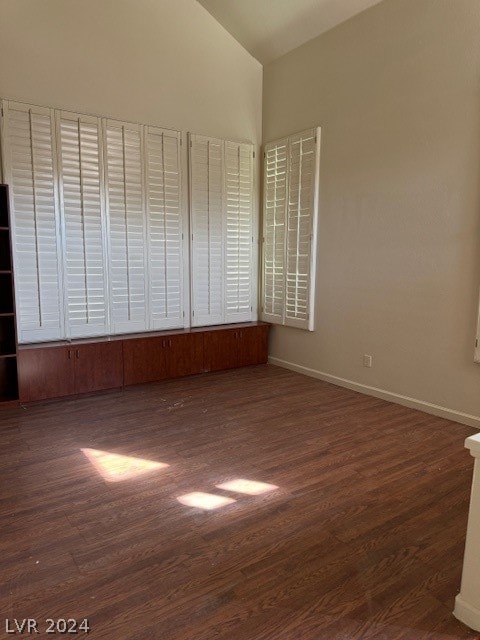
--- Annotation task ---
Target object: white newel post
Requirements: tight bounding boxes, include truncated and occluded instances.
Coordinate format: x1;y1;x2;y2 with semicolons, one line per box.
454;433;480;631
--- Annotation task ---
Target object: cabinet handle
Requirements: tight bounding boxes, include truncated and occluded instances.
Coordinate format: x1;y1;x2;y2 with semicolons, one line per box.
68;349;72;359
75;349;80;359
168;339;172;347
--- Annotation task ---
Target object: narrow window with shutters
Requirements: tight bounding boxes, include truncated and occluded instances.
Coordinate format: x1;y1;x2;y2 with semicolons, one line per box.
104;120;147;334
262;127;320;331
145;126;184;330
189;134;255;327
57;111;108;338
1;101;65;343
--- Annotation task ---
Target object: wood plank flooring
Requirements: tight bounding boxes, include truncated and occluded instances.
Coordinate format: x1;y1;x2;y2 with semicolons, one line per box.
0;364;478;639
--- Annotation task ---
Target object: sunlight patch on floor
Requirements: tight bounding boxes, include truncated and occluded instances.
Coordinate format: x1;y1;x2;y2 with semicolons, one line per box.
81;448;169;482
177;492;236;510
216;478;279;495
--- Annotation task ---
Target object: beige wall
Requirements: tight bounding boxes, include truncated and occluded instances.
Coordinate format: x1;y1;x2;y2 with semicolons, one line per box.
0;0;262;143
263;0;480;423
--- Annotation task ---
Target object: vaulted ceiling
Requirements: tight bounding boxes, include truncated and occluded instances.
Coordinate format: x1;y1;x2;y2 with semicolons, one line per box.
197;0;385;64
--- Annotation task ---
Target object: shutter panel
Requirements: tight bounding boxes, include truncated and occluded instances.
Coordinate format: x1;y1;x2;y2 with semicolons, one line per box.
262;138;288;324
224;141;254;323
145;126;184;329
285;128;319;330
262;128;320;331
2;100;64;343
189;134;224;326
57;111;108;338
104;119;147;334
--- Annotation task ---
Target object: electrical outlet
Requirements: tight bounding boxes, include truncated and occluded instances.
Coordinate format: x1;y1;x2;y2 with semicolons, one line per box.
363;354;373;368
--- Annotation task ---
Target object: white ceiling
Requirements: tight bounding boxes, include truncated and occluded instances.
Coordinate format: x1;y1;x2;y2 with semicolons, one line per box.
197;0;385;64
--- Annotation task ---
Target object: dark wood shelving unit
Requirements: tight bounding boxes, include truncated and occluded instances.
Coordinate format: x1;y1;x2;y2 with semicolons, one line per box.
0;185;19;404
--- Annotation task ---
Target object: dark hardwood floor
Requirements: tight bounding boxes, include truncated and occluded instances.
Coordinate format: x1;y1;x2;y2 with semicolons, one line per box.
0;364;478;639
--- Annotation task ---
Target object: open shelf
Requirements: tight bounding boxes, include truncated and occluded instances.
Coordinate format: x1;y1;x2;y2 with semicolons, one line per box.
0;230;11;271
0;185;18;405
0;187;9;228
0;274;13;314
0;316;16;356
0;357;18;401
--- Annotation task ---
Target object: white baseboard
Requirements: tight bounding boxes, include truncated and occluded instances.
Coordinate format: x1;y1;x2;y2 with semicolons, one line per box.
454;596;480;632
268;356;480;429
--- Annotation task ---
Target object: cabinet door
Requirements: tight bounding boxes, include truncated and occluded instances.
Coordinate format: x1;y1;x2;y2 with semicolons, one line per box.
123;337;167;386
165;333;204;379
237;325;269;367
203;328;239;372
74;342;123;394
18;346;75;402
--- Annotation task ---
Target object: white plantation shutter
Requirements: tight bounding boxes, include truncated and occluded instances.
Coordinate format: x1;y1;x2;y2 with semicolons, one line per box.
263;138;288;324
104;119;147;334
189;134;225;326
224;141;254;323
145;126;184;329
57;111;108;338
2;101;64;343
262;127;320;331
285;130;319;329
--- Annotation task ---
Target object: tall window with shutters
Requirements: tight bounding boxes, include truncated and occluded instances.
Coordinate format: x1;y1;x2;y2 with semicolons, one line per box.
262;127;320;331
189;134;255;327
1;99;186;342
1;99;256;343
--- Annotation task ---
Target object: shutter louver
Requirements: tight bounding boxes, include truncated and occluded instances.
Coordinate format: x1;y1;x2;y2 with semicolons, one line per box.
224;141;254;323
104;120;147;334
262;127;320;331
57;111;108;338
145;126;184;329
189;134;224;326
2;101;64;343
263;138;288;324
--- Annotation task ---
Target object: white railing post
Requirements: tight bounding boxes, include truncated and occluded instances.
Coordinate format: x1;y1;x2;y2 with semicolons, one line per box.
454;433;480;631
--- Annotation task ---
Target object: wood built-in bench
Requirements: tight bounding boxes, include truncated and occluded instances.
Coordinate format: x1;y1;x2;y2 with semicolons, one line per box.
17;322;270;403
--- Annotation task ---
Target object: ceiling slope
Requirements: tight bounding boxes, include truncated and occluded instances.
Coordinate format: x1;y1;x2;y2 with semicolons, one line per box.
197;0;385;64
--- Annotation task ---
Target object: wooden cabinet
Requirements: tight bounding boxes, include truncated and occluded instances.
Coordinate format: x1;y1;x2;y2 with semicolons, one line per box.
73;342;123;394
203;328;239;372
203;325;269;372
0;184;19;405
123;337;167;386
124;332;204;385
18;322;269;402
165;333;204;378
237;325;269;367
19;342;123;401
18;346;74;402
